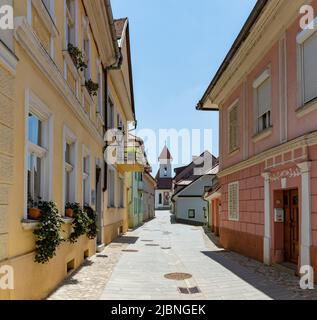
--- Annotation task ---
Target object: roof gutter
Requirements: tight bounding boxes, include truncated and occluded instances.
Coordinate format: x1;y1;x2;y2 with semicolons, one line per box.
104;0;123;69
196;0;269;111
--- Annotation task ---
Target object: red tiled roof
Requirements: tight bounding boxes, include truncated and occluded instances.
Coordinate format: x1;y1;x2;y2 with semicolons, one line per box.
158;146;172;160
156;178;173;190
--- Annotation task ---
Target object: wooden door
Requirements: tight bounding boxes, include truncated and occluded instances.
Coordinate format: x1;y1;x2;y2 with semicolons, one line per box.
284;189;299;264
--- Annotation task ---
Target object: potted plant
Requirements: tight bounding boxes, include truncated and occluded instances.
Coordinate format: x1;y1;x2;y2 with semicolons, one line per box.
85;79;99;97
84;205;98;240
33;201;64;264
27;195;42;220
65;202;80;218
67;43;87;72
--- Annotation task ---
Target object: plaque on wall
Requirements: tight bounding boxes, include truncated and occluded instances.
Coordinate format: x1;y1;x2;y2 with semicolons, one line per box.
274;208;284;223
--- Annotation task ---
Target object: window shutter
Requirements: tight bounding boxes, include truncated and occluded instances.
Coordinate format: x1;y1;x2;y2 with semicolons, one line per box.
257;78;271;117
303;31;317;104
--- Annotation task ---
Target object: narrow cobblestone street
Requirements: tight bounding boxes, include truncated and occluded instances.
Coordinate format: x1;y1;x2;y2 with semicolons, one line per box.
48;211;317;300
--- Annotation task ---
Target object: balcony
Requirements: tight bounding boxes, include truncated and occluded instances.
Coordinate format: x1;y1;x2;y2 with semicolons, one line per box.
116;145;146;173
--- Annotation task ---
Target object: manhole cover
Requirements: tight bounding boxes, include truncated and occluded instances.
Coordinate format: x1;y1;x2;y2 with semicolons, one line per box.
145;244;159;247
122;249;139;253
164;273;192;281
163;231;172;235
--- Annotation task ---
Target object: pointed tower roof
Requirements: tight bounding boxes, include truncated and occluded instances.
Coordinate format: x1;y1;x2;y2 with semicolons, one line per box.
158;146;173;161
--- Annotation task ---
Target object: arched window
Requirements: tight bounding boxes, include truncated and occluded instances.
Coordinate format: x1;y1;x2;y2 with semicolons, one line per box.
159;193;162;204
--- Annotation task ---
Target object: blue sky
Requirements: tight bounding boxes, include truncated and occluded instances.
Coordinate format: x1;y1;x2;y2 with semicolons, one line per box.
111;0;257;173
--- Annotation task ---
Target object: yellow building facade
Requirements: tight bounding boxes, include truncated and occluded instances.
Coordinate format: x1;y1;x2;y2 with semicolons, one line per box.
0;0;130;300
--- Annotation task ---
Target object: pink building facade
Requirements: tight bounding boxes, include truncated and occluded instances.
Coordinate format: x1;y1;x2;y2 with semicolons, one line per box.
198;0;317;277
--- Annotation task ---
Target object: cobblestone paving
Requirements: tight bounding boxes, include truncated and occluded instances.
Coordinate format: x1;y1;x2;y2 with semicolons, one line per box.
48;211;317;300
47;243;129;300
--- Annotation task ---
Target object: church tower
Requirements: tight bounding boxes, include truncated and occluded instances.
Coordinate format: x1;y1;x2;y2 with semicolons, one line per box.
158;146;172;178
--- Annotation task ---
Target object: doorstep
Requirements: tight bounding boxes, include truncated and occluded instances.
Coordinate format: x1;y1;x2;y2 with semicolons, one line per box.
273;262;298;276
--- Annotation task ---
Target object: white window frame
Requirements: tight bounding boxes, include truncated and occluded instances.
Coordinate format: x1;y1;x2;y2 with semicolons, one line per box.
64;0;78;48
82;145;91;206
62;126;78;214
24;89;53;218
228;181;239;222
297;17;317;109
27;0;57;58
83;17;91;82
188;209;195;219
253;68;272;135
227;99;239;154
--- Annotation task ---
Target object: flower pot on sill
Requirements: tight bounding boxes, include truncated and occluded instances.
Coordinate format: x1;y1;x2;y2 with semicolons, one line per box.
28;208;42;220
65;208;74;218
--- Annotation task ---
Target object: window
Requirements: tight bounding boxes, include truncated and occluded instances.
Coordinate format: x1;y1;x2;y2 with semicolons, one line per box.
164;167;167;176
83;37;91;81
97;64;104;116
229;103;238;153
42;0;54;18
108;168;115;207
66;0;76;46
119;177;124;208
63;129;77;210
253;70;271;134
228;182;239;221
188;209;195;219
107;97;115;129
297;28;317;105
82;149;90;206
26;92;52;215
158;193;162;205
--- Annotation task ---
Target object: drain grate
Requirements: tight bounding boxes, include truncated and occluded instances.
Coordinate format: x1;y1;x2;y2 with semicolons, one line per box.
164;273;192;281
178;287;201;295
96;254;108;258
161;247;171;250
109;244;122;248
122;249;139;253
141;240;154;242
145;244;159;247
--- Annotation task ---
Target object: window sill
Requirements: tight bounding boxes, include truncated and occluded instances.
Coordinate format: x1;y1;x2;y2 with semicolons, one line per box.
296;98;317;118
252;127;273;143
62;217;74;225
21;219;40;231
63;50;81;80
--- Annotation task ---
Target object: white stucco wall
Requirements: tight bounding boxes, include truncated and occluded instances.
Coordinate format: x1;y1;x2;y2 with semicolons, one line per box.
175;198;208;224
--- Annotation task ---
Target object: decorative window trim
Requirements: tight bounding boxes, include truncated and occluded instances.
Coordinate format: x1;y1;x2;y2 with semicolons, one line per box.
228;181;239;222
253;67;272;135
62;125;78;214
14;17;104;142
253;69;270;89
24;89;53;218
82;145;91;206
31;0;58;36
0;40;18;75
296;21;317;111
